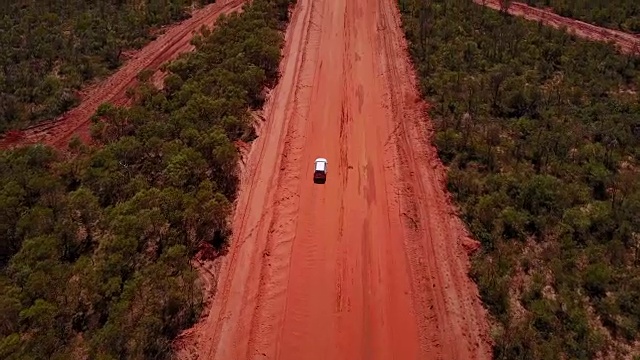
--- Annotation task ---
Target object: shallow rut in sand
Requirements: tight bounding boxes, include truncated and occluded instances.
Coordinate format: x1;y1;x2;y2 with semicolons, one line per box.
183;0;493;358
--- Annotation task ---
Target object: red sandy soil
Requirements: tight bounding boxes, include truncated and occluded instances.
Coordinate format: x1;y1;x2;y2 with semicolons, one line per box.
0;0;244;151
476;0;640;55
174;0;493;358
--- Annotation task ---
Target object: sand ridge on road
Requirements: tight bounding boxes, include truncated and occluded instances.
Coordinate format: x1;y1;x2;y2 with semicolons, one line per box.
181;0;492;358
0;0;245;150
476;0;640;54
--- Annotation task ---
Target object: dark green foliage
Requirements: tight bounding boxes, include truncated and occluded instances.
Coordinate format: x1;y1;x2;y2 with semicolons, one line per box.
399;0;640;357
0;0;216;132
0;0;294;358
522;0;640;33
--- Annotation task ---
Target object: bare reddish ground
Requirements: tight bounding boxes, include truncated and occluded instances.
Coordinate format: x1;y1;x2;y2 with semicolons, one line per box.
0;0;245;151
476;0;640;54
174;0;493;358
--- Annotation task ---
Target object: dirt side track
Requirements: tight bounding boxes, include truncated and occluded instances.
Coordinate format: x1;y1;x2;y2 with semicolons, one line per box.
177;0;492;358
0;0;245;150
476;0;640;54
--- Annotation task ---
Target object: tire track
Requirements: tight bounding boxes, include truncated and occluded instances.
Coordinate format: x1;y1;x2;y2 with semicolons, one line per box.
183;0;493;358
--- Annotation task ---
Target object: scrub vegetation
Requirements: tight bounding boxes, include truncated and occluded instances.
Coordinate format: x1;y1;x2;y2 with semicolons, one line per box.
0;0;293;358
399;0;640;358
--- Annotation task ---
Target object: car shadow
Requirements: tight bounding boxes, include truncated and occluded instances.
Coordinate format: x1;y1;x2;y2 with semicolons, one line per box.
313;177;326;184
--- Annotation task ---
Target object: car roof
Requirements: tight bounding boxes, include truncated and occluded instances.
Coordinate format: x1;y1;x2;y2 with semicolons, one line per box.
314;158;327;171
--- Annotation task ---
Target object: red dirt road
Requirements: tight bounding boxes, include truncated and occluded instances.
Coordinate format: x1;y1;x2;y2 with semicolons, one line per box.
177;0;492;358
476;0;640;54
0;0;244;150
